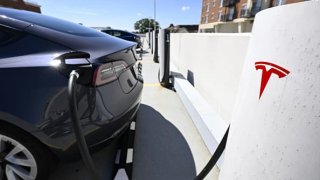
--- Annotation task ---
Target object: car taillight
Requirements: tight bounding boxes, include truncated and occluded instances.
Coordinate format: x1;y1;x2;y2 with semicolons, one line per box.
113;61;127;76
92;61;128;86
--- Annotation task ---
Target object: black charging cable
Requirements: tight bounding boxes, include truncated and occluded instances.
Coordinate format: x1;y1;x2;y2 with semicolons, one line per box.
68;70;100;180
194;126;230;180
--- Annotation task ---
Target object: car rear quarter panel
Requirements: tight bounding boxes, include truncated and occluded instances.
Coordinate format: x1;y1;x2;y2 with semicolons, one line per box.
0;31;142;160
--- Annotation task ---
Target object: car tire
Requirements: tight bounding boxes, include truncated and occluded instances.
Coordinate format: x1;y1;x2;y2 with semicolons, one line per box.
0;123;56;180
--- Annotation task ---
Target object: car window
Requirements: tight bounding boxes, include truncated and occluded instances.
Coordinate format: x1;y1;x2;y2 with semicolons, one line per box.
122;32;131;37
113;31;122;37
1;8;104;37
103;30;113;35
103;30;114;36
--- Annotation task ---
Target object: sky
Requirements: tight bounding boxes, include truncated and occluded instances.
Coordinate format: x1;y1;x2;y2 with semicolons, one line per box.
28;0;202;31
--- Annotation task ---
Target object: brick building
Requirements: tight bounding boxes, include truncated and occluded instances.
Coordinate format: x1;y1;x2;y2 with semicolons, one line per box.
0;0;41;13
199;0;305;32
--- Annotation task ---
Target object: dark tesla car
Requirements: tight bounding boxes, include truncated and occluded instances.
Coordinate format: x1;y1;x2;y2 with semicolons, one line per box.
101;29;142;49
0;8;143;180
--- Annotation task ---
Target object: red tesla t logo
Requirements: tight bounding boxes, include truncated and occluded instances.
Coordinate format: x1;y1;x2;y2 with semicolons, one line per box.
255;61;290;99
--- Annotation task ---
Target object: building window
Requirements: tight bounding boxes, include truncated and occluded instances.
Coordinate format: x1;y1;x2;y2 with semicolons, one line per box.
275;0;286;6
206;4;210;12
252;0;262;15
240;3;251;18
205;15;209;23
218;11;222;21
241;3;247;10
220;0;224;7
213;0;216;7
228;6;235;20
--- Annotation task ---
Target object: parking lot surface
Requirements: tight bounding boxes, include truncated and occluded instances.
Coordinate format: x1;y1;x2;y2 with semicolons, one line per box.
49;42;219;180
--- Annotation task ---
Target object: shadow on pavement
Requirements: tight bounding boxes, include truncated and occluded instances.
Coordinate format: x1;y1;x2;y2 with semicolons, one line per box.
136;49;149;54
132;104;196;180
48;140;118;180
48;104;196;180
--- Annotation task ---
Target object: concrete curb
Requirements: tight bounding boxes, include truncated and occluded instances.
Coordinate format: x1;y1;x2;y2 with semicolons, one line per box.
171;64;228;168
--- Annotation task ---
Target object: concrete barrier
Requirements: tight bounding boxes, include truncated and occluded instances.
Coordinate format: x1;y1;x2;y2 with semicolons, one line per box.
170;33;250;168
170;33;250;124
220;1;320;179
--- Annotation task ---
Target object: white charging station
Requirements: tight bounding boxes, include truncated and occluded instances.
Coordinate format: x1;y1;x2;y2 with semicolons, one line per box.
220;1;320;180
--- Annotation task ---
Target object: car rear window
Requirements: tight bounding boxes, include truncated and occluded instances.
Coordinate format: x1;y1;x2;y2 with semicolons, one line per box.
102;30;113;35
1;9;104;37
113;31;123;37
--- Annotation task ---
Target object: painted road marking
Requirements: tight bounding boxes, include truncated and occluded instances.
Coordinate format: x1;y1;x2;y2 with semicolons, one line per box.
144;83;161;87
138;60;154;64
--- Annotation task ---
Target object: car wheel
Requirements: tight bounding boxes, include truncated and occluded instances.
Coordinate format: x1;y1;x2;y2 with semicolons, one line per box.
0;125;55;180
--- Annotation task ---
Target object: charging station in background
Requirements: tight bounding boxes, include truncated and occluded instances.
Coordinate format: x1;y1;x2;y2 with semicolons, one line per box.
148;31;154;54
147;30;151;49
153;30;159;63
219;2;320;180
158;29;171;87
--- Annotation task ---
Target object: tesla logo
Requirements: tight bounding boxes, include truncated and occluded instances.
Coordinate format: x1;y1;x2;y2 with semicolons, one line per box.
255;61;290;99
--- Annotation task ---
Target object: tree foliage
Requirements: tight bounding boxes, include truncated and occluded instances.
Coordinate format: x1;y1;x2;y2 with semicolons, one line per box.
134;18;160;33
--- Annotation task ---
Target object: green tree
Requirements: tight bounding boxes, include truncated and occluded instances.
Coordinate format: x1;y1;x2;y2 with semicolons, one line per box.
134;18;160;33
